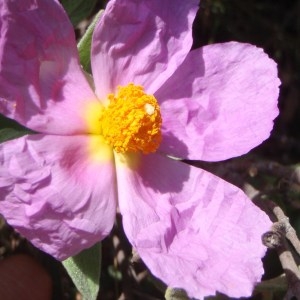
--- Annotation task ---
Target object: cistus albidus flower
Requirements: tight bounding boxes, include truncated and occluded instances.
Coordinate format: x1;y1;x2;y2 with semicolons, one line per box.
0;0;280;299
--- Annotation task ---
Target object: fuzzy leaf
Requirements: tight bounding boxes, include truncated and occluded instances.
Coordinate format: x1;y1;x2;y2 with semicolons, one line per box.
78;10;104;73
63;243;101;300
165;287;190;300
0;114;35;144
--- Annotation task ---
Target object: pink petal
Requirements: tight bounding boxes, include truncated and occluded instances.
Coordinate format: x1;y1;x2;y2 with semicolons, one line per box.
156;42;280;161
91;0;198;100
116;153;271;299
0;0;98;134
0;134;116;260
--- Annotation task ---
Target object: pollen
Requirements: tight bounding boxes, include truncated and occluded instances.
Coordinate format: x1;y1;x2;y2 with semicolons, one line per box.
99;83;162;154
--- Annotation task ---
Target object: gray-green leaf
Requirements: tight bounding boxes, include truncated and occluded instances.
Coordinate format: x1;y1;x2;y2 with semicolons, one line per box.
78;9;104;73
0;114;35;144
165;287;190;300
63;242;101;300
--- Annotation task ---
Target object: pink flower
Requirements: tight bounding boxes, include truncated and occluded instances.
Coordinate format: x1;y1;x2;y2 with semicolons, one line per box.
0;0;280;299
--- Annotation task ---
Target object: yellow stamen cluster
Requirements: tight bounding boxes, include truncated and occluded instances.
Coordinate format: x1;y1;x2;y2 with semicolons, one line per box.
99;83;162;154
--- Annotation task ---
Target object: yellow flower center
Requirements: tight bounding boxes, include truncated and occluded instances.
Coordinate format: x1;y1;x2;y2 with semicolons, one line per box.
99;83;162;154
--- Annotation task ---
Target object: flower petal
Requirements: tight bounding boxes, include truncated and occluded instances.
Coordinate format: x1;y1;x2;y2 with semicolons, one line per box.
0;134;116;260
116;153;271;299
91;0;198;99
0;0;98;134
156;42;280;161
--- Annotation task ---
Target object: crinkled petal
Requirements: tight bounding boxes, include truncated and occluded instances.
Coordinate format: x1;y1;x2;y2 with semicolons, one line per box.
116;153;271;299
91;0;198;100
155;42;280;161
0;134;116;260
0;0;98;134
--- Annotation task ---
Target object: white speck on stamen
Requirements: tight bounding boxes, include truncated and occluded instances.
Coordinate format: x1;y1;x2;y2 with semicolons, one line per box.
144;103;155;115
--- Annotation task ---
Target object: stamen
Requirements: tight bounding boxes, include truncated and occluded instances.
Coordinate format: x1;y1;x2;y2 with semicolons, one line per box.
99;83;162;154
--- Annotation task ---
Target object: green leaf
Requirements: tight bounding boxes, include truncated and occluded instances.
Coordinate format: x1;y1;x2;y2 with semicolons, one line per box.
108;265;122;281
165;287;190;300
60;0;98;26
0;114;35;144
77;9;104;73
62;242;101;300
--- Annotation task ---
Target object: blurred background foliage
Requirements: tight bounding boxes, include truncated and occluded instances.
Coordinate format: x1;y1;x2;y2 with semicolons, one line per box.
0;0;300;299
